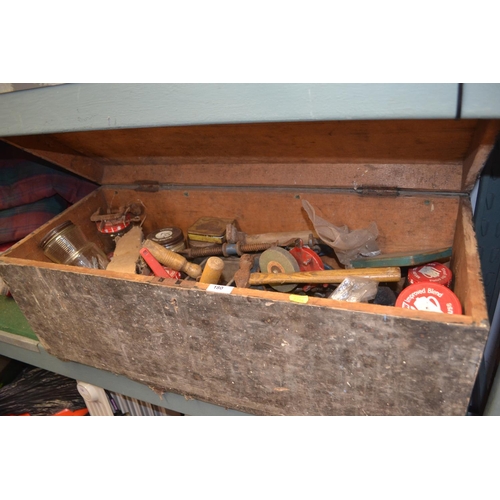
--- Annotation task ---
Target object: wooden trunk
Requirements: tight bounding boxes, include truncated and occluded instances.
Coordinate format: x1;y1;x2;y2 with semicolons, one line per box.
0;119;498;415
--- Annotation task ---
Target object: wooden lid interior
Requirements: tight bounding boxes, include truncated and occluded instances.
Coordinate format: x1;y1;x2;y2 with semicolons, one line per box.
3;119;499;193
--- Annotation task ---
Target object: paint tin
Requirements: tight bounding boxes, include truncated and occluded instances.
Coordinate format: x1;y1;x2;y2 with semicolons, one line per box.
407;262;452;287
146;227;186;253
187;217;235;244
395;283;462;315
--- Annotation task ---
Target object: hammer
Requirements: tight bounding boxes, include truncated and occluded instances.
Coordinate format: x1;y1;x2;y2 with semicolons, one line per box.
248;267;401;287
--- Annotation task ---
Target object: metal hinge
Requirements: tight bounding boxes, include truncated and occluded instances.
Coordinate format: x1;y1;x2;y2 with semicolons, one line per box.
354;186;400;197
134;180;160;192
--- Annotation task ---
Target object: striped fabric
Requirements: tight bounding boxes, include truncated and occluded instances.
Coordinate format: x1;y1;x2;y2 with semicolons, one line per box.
0;159;97;244
0;195;69;244
0;159;96;211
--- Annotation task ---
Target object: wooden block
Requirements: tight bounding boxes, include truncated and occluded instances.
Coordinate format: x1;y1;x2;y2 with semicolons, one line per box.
106;226;143;274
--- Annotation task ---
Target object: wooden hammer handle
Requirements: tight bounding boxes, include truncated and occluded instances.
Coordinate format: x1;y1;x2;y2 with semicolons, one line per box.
143;239;202;279
249;267;401;286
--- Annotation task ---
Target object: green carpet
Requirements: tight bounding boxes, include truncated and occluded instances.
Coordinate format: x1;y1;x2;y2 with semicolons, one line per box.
0;295;38;341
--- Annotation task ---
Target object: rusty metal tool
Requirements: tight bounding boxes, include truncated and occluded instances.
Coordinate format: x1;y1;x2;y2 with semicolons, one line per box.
289;239;324;272
289;238;326;292
248;267;402;287
234;254;256;288
226;223;318;247
180;241;278;259
90;202;143;223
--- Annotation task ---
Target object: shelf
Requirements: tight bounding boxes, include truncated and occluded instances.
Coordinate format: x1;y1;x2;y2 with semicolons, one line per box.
0;83;469;137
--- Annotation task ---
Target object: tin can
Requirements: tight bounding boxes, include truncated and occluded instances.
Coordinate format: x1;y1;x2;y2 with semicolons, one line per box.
187;217;235;244
407;262;452;287
146;227;186;253
395;283;462;315
187;239;220;249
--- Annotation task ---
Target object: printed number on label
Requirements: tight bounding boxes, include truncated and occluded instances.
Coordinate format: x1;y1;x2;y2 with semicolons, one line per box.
207;284;234;294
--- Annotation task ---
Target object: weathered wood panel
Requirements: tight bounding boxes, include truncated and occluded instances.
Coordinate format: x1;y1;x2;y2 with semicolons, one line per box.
452;200;489;324
1;264;487;415
6;189;105;262
1;135;105;184
51;119;478;164
1;117;496;417
4;119;485;193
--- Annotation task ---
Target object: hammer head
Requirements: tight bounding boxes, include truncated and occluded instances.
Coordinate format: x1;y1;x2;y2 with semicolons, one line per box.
234;254;255;288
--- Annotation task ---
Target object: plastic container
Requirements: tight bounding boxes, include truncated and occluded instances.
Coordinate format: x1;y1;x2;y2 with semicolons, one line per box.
40;220;109;269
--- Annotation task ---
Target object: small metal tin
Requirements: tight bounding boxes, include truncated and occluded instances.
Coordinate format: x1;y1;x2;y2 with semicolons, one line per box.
146;227;186;253
187;239;220;249
187;217;235;244
396;283;462;315
407;262;452;287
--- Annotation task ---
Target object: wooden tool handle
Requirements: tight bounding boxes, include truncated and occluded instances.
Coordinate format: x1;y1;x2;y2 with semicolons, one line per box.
143;239;202;279
249;267;401;285
199;257;225;284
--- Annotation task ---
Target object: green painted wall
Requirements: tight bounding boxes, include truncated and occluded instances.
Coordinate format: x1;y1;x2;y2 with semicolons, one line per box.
0;83;464;137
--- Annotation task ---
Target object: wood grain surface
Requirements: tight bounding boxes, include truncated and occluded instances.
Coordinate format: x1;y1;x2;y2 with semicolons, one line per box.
0;263;488;415
100;188;460;255
452;200;489;325
4;119;491;192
